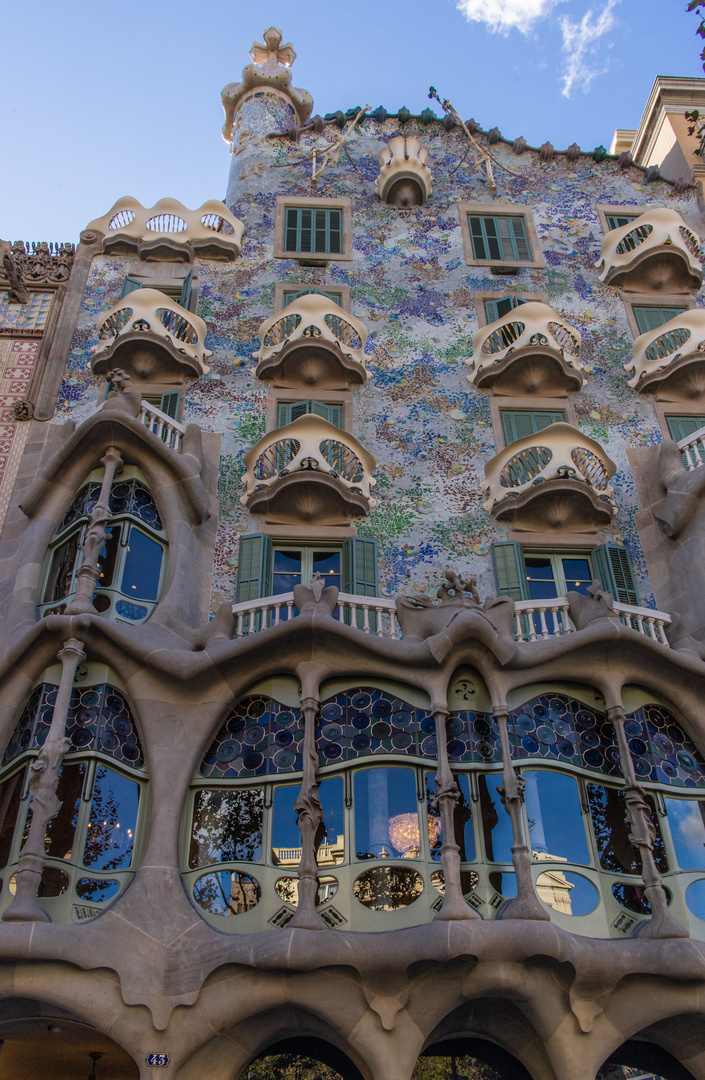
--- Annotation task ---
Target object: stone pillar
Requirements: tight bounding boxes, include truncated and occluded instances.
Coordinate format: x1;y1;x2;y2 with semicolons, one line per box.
494;708;549;921
290;695;325;930
3;637;86;922
432;706;479;921
65;445;123;616
608;704;688;939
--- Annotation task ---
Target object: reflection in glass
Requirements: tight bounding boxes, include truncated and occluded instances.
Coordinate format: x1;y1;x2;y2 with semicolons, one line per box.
37;866;69;897
524;770;589;865
43;532;80;603
273;550;302;595
353;865;424;910
44;763;85;860
121;527;163;601
489;871;517;899
82;766;138;870
312;550;341;591
479;774;513;863
193;870;261;916
75;877;121;904
587;784;668;875
275;875;338;907
271;778;344;867
430;869;479;895
536;870;598;916
665;798;705;870
612;882;671;915
686;878;705;920
425;773;474;862
354;768;418;859
0;772;23;868
97;528;119;588
189;788;263;869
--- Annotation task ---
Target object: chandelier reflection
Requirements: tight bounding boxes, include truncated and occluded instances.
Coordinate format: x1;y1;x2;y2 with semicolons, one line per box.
388;812;441;856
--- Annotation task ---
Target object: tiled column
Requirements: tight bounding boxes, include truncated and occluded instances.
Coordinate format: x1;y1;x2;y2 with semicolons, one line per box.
290;695;325;929
432;706;479;920
3;637;86;922
608;704;688;939
65;446;123;615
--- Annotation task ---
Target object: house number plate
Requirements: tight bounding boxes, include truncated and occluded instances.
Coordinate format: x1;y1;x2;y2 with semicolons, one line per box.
146;1054;170;1067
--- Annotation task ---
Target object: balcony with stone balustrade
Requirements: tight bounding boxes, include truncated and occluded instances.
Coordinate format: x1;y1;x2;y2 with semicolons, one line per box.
91;288;211;382
241;413;377;525
626;307;705;398
253;293;368;388
483;422;617;531
85;196;244;261
467;301;584;395
596;208;702;292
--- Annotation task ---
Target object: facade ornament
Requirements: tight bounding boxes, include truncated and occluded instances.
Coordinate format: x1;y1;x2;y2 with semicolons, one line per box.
1;240;74;290
293;572;339;617
12;399;34;421
376;136;433;207
290;688;327;930
221;26;314;141
567;580;623;630
431;706;480;921
2;247;29;304
64;446;124;616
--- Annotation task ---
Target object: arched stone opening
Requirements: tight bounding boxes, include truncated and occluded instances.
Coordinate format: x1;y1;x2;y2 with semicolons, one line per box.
598;1040;697;1080
0;996;139;1079
241;1036;366;1080
422;999;550;1080
416;1038;533;1079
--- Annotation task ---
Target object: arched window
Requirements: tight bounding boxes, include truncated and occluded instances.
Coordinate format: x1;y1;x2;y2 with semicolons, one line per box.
0;678;145;922
39;468;166;623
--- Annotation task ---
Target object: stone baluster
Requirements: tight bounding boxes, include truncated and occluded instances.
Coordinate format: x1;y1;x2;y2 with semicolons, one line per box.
494;708;549;921
607;703;688;939
432;706;479;921
290;694;326;929
65;446;123;616
3;638;86;922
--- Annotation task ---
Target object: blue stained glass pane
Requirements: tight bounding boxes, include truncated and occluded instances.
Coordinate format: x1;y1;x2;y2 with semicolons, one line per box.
82;766;139;871
120;527;163;601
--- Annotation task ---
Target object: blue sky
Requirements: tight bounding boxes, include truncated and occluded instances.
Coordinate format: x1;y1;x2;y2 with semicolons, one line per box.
1;0;701;242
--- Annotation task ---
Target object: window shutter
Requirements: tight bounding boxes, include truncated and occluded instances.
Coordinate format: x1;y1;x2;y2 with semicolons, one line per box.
311;401;342;427
343;537;378;597
606;213;637;231
501;410;564;445
279;401;342;427
179;269;194;310
160;392;181;420
509;217;530;261
284;287;342;307
592;543;640;606
484;295;527;323
236;534;273;603
633;306;687;334
491;542;529;601
121;276;142;299
666;415;705;442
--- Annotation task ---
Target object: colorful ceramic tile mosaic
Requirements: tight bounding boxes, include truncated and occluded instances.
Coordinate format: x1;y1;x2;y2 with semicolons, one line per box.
0;338;40;529
0;292;52;333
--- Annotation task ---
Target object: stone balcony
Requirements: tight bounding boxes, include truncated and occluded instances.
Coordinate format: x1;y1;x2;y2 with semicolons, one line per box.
375;136;432;207
596;208;702;292
86;196;244;262
625;307;705;398
483;422;617;531
91;288;211;381
253;294;368;388
467;302;584;395
241;413;377;525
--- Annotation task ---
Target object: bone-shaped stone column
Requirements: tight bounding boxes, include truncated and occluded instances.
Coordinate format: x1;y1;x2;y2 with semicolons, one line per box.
290;693;326;930
432;706;480;921
65;446;123;616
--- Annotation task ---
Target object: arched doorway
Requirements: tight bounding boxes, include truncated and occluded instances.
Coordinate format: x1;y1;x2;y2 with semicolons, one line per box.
242;1036;364;1080
598;1041;697;1080
0;998;139;1080
415;1039;533;1079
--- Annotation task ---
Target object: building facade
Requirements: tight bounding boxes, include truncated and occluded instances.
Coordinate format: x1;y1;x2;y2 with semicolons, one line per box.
1;29;705;1080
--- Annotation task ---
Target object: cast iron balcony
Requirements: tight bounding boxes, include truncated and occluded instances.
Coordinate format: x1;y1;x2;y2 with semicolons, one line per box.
241;413;377;525
253;294;368;387
483;422;617;531
86;196;244;261
467;302;584;395
596;208;702;291
626;308;705;397
91;289;211;380
375;136;432;207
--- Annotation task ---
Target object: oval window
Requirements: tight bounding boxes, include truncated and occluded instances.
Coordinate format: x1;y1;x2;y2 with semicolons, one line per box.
686;879;705;920
430;869;478;895
612;882;671;915
353;866;424;911
193;870;260;916
75;878;121;904
37;867;70;897
536;870;598;916
275;875;339;907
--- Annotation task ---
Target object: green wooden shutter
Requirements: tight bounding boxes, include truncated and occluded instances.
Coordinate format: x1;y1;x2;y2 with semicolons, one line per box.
633;306;687;334
491;542;529;601
179;269;194;310
284;287;342;307
469;216;531;262
236;534;273;603
606;213;637;230
278;401;342;427
484;295;527;323
121;276;142;299
160;392;181;419
343;537;378;630
501;410;564;444
666;415;705;441
592;543;640;606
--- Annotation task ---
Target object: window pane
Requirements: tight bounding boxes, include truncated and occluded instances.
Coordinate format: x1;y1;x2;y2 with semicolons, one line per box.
83;766;139;870
319;776;345;864
272;549;301;594
313;551;341;590
665;798;705;870
44;532;80;603
525;557;558;601
510;217;531;260
426;772;475;862
478;773;513;863
561;558;592;595
587;783;667;874
0;771;23;868
270;778;344;869
354;767;419;858
121;527;163;601
497;216;514;260
43;763;85;861
271;784;301;864
524;770;589;864
189;788;263;869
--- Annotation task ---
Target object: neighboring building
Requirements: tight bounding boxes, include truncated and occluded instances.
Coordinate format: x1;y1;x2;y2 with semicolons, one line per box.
610;75;705;184
2;26;705;1080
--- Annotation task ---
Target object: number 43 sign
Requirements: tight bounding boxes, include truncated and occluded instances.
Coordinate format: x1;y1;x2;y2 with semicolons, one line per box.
146;1053;170;1067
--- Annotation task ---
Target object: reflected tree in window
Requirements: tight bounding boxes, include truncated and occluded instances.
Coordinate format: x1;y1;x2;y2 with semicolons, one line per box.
587;784;667;874
189;788;264;869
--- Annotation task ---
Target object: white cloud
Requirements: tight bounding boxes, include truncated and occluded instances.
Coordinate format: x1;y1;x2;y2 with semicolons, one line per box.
455;0;566;35
560;0;619;98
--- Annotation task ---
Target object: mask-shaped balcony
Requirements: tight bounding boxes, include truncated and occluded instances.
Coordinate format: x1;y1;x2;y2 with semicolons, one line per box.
92;289;211;382
467;302;583;395
375;136;432;207
86;196;244;262
241;414;377;525
253;294;368;388
483;422;617;531
596;209;702;292
626;308;705;399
